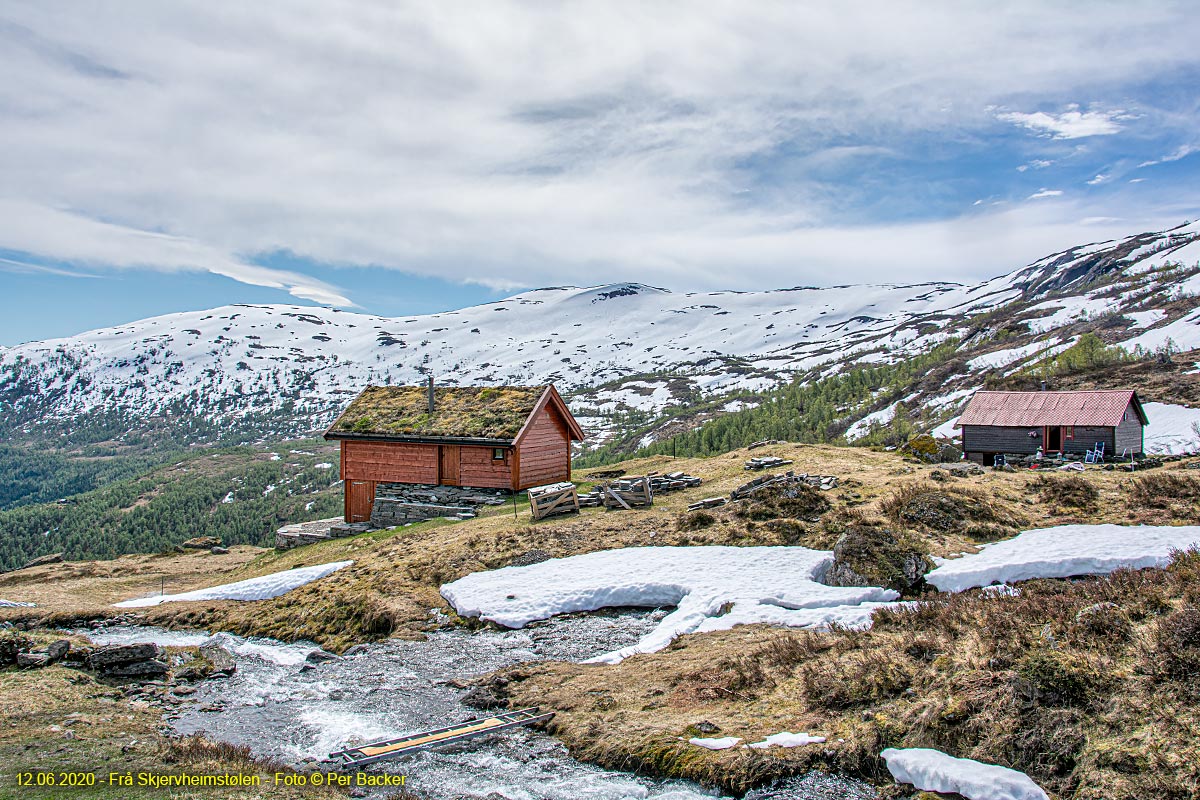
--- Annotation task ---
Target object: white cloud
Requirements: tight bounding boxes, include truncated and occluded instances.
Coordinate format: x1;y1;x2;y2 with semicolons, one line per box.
1087;174;1110;185
1138;144;1198;168
0;2;1197;297
0;200;351;305
996;108;1129;139
1028;188;1064;199
1016;159;1055;172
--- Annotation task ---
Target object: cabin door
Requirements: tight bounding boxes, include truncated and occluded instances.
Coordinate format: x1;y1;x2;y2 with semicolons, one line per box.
439;446;461;486
346;480;375;523
1045;426;1063;453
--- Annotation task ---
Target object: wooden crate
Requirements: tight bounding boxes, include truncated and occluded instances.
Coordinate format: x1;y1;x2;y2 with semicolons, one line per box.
603;475;653;509
528;482;580;520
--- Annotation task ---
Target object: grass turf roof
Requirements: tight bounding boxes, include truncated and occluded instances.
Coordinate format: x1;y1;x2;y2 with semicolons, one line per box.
328;385;548;440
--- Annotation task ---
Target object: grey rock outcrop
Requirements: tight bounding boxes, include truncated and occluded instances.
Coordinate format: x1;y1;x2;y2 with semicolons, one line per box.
823;528;932;594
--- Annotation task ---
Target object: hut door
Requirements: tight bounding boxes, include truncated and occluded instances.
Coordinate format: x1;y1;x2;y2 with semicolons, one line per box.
1045;426;1062;453
346;480;375;523
439;446;460;486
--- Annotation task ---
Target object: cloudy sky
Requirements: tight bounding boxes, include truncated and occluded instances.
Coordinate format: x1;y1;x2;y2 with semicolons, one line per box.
2;1;1199;344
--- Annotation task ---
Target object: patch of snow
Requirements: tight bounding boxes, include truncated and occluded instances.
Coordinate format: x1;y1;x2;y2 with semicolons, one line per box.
268;453;281;461
1125;309;1167;328
1025;297;1118;333
1143;402;1200;454
747;732;826;749
979;584;1021;598
845;404;898;441
440;546;898;664
926;387;977;409
313;462;333;469
262;484;277;496
965;340;1063;371
689;737;741;750
1122;308;1200;352
925;525;1200;593
881;747;1048;800
0;599;36;608
221;491;234;504
114;561;353;607
931;415;961;439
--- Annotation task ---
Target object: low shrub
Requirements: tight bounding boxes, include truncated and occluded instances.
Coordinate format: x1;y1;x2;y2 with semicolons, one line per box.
734;482;830;521
677;510;717;531
1126;472;1200;509
801;650;913;709
1034;475;1099;511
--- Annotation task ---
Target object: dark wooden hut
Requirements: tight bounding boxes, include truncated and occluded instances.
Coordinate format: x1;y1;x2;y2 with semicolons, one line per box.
956;389;1147;463
324;382;584;522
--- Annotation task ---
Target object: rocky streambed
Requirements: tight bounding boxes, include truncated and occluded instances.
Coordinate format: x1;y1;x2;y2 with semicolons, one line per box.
76;612;877;800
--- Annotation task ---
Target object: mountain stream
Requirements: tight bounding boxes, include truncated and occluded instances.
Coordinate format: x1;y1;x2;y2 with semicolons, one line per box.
82;612;876;800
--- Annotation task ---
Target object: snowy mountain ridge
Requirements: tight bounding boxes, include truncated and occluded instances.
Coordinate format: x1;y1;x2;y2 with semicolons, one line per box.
2;221;1199;449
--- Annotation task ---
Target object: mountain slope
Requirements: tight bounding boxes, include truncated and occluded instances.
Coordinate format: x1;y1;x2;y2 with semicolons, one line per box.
1;221;1198;451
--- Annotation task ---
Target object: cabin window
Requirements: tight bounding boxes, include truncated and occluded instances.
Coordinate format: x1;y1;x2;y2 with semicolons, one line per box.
1064;426;1074;441
492;448;506;461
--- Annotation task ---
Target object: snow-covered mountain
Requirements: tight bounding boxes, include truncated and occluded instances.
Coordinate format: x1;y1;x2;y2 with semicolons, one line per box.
2;221;1199;448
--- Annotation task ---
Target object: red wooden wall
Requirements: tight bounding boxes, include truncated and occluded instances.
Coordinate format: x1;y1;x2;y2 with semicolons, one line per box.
458;446;514;489
514;405;571;489
341;440;513;489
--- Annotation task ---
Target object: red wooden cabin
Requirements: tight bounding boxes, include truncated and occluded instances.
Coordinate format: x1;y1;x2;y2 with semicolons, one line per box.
324;383;585;523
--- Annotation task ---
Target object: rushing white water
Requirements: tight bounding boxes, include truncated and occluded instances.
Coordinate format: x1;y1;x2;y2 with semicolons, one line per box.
82;613;876;800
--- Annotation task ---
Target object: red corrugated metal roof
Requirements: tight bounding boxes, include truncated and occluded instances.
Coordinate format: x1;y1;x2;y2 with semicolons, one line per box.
957;390;1146;428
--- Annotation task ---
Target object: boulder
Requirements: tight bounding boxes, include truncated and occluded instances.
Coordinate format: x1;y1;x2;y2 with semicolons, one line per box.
823;527;932;594
947;462;984;477
199;643;237;676
89;643;164;670
460;685;506;710
901;435;941;463
181;536;222;549
210;546;229;555
938;443;963;463
0;633;34;666
16;652;49;668
45;639;70;664
305;649;339;665
20;552;64;570
105;659;169;677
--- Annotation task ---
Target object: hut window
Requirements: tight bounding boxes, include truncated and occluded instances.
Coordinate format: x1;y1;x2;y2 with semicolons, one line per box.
1064;426;1074;440
492;448;506;461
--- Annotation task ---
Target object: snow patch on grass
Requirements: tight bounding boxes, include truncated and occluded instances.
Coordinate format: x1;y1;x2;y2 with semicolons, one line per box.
440;546;898;664
926;525;1200;593
881;747;1048;800
114;561;353;607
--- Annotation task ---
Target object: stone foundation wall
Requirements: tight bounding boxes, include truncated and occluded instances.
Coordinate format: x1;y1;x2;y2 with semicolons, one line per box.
376;482;511;506
370;498;474;527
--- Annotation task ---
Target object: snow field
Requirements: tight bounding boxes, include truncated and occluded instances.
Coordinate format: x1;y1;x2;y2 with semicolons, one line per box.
439;546;898;664
114;560;353;607
926;525;1200;592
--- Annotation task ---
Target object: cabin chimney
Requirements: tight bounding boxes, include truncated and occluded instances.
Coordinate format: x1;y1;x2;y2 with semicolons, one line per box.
427;376;435;413
1040;380;1048;392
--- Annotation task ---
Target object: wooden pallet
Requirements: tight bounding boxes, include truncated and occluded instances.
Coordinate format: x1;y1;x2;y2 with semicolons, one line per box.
330;707;554;767
528;482;580;520
602;475;653;509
